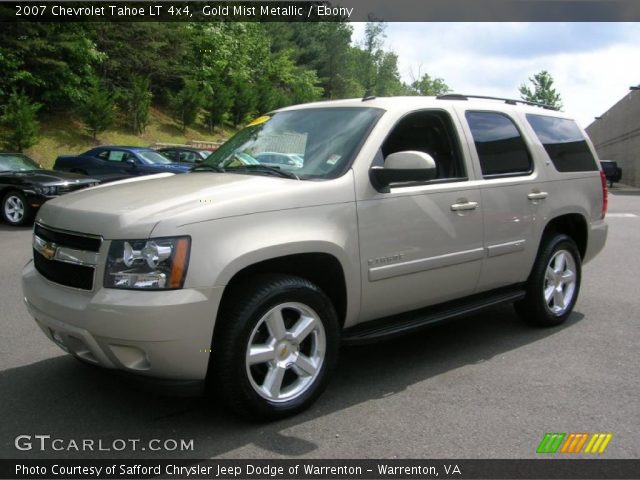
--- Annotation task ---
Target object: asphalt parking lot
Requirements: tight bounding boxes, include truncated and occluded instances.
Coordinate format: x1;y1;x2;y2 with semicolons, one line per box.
0;190;638;460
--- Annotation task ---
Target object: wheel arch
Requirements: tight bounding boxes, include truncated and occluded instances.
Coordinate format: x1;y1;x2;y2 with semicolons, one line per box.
217;250;350;330
541;213;588;260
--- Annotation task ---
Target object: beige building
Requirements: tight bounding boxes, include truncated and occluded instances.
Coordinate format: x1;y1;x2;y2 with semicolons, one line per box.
586;88;640;187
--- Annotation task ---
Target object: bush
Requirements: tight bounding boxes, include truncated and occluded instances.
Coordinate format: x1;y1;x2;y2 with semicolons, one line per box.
1;90;41;152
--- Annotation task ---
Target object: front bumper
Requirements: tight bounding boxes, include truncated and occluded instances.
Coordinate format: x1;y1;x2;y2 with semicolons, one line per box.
22;260;224;382
24;192;54;209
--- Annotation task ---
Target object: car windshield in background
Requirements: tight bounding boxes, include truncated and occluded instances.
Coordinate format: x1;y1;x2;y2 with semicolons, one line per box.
0;154;40;172
202;107;383;180
136;151;173;165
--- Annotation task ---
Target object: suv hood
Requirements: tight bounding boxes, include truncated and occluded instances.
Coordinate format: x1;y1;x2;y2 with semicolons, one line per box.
37;172;354;238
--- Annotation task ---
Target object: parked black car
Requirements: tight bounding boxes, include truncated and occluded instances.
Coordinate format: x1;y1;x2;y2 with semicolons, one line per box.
155;146;212;164
600;160;622;187
54;146;191;181
1;153;99;226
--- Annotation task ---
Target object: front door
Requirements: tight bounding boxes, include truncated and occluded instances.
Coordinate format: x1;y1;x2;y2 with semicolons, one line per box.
356;109;484;322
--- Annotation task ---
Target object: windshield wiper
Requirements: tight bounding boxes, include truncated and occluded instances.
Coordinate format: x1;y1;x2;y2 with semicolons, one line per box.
190;164;225;173
230;164;300;180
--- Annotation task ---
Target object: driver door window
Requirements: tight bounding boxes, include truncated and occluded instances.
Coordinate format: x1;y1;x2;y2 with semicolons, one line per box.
380;110;467;182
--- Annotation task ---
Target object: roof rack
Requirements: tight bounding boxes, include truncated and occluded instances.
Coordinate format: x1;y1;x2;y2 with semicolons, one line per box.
436;93;558;111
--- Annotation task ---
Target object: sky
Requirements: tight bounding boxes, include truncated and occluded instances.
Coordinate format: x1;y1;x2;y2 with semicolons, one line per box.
351;22;640;129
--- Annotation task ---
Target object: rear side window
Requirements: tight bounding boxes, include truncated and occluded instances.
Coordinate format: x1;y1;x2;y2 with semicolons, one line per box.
526;114;598;172
465;111;532;177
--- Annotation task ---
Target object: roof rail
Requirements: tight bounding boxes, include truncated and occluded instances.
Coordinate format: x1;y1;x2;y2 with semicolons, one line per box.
436;93;558;111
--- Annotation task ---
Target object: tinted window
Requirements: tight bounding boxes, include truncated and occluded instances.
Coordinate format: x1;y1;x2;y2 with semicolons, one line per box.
466;112;532;177
526;114;598;172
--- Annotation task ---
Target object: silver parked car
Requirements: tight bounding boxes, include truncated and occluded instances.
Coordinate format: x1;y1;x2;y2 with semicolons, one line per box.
22;95;608;419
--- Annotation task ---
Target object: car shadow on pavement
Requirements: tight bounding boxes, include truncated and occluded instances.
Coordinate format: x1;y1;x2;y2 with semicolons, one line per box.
608;185;640;196
0;305;583;459
0;224;32;232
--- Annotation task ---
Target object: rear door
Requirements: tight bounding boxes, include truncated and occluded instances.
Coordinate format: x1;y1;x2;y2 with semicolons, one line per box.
356;108;484;321
458;109;547;292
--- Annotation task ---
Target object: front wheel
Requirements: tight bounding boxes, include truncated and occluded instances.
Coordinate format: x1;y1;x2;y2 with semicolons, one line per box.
2;191;32;226
210;275;339;420
515;234;581;327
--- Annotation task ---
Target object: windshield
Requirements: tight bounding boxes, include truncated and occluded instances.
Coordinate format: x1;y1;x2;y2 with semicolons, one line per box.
136;151;173;165
0;154;41;172
202;107;383;179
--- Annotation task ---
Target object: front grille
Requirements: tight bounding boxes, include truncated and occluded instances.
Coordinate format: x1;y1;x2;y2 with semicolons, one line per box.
34;224;101;252
33;225;101;290
34;250;94;290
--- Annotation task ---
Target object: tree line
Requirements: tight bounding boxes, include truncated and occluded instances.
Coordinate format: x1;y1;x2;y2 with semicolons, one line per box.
0;21;562;151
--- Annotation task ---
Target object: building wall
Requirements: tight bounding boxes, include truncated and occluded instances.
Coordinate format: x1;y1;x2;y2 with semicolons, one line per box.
586;89;640;187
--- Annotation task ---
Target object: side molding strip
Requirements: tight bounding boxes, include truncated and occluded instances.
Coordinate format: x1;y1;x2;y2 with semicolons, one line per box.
368;247;484;281
486;239;526;258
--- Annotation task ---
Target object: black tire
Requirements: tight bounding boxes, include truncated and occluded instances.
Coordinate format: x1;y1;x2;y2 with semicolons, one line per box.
515;234;582;327
1;190;32;226
209;274;340;420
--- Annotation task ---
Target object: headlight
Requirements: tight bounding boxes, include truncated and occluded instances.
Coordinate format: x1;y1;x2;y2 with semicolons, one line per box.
104;237;190;290
36;186;57;195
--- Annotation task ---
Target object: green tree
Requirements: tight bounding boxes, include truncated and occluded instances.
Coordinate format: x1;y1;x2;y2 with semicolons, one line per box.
230;78;258;127
519;70;563;109
349;21;403;98
264;22;354;99
119;75;152;135
78;77;115;141
0;90;41;151
409;72;451;96
361;21;385;95
0;23;103;108
171;79;203;132
88;23;190;99
374;51;404;96
203;76;233;133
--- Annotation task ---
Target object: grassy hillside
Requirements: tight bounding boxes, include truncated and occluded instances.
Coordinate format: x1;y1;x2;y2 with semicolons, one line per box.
24;108;236;169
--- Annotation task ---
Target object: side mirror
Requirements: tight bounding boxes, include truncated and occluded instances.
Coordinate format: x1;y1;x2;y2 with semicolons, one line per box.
370;151;437;189
126;158;136;167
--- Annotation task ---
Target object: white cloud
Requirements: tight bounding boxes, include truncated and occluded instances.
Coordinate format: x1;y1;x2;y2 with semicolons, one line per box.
350;22;640;128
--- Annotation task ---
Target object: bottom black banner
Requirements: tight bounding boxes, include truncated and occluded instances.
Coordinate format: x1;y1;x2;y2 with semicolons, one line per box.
2;459;639;479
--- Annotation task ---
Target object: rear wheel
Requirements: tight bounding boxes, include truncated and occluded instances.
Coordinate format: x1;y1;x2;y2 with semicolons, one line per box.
2;191;32;226
516;234;581;326
209;274;339;420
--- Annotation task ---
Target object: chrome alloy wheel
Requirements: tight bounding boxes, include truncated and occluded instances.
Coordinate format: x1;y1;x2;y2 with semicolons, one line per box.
245;302;326;403
543;249;577;316
4;194;25;223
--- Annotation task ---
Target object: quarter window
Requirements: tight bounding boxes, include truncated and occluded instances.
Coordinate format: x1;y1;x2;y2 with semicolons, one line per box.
526;114;598;172
466;111;532;177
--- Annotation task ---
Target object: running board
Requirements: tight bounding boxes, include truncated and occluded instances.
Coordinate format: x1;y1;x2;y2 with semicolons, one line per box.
342;286;525;345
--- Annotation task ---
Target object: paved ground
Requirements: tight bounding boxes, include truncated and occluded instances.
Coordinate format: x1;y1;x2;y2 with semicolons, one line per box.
0;190;638;460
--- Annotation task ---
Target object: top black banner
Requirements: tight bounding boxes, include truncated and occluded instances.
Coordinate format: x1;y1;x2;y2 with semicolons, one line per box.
2;0;640;22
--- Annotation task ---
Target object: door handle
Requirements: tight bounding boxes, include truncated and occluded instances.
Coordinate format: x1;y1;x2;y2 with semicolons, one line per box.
527;191;548;200
451;201;479;211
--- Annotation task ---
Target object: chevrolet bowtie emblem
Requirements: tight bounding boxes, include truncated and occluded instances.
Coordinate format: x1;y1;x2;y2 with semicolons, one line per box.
41;243;57;260
34;235;57;261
